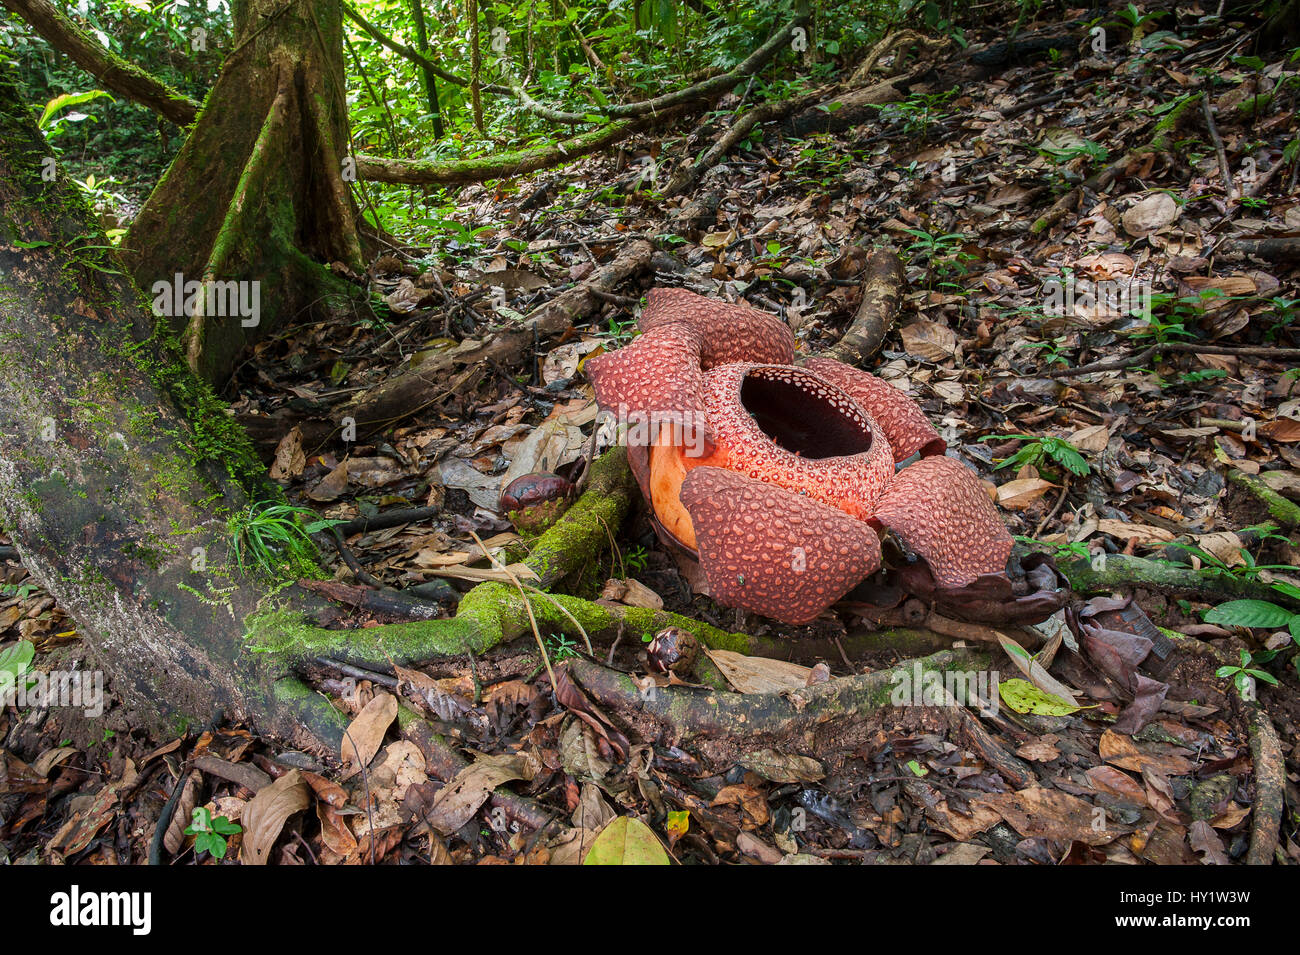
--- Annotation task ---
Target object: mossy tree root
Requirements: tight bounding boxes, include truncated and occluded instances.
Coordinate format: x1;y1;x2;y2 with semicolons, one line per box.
1227;471;1300;532
1059;553;1300;610
563;649;992;773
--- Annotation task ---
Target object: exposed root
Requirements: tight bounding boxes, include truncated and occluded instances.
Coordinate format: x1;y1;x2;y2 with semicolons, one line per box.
821;249;906;368
1060;553;1300;610
1228;471;1300;532
564;648;991;773
1167;635;1285;866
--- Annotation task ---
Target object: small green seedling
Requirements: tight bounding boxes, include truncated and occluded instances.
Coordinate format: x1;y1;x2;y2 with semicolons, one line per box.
981;434;1090;478
185;806;242;860
1215;648;1278;701
1204;599;1300;677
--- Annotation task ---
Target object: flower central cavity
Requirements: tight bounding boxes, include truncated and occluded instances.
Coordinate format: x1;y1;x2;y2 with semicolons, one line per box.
739;367;873;460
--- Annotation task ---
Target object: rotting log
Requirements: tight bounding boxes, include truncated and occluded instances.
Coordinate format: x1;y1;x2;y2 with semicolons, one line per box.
1060;553;1300;610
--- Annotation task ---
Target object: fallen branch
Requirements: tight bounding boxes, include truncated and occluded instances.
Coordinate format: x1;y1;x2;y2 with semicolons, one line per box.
343;238;654;435
3;0;200;126
1042;340;1300;379
848;29;949;83
602;17;805;118
821;250;906;367
782;72;917;137
1245;701;1285;865
1202;87;1236;200
1060;554;1300;610
356;113;673;184
1215;238;1300;262
351;16;800;174
662;81;843;198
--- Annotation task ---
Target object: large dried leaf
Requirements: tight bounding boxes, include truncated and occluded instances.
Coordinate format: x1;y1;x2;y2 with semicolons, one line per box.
899;320;958;362
239;769;310;865
424;754;528;835
704;648;813;694
1122;193;1178;237
340;691;398;779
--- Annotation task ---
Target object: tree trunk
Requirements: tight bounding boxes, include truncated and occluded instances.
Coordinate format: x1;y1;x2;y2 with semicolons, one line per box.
122;0;365;385
2;61;665;753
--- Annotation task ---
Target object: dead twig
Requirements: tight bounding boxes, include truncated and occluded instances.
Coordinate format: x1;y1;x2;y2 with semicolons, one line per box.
1202;86;1236;200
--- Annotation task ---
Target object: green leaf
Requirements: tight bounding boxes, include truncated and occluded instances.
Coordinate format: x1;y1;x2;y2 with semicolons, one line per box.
1203;599;1295;629
38;90;114;130
1043;438;1090;476
583;816;671;865
998;677;1082;715
1271;580;1300;601
0;640;35;680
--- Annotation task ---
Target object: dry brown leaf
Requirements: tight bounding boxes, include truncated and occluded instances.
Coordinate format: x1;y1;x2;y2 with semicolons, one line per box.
32;746;77;777
1259;417;1300;442
1015;739;1061;762
307;460;349;502
737;749;826;784
340;691;398;779
269;426;305;481
980;788;1128;846
1122;193;1178;237
239;769;310;865
900;320;958;362
704;648;812;694
1085;765;1147;804
425;754;529;835
600;577;664;609
1070;424;1111;453
1095;519;1175;544
1099;730;1196;775
996;477;1055;509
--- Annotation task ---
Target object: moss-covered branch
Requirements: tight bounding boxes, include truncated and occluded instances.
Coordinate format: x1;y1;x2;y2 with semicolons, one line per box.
3;0;200;126
1228;471;1300;532
1060;553;1300;609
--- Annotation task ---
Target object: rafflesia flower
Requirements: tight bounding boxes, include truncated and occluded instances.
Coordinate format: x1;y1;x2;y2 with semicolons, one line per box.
584;288;1017;625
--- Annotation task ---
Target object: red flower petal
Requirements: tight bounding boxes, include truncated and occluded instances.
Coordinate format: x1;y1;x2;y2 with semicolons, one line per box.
868;456;1013;587
680;467;882;624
